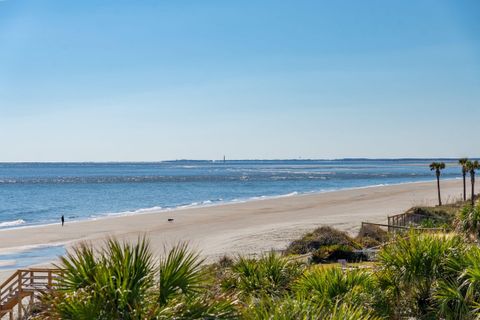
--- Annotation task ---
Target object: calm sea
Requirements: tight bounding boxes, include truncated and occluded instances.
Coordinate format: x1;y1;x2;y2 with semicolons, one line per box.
0;160;462;230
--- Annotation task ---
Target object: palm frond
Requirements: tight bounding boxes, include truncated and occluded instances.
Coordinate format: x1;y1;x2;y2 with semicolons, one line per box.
158;242;206;306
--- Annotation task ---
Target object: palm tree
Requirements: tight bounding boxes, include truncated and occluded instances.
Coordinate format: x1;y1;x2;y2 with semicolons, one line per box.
430;162;446;206
466;160;480;206
459;158;469;201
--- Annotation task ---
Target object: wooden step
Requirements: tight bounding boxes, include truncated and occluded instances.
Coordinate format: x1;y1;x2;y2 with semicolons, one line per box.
0;268;61;319
0;291;32;311
0;309;10;317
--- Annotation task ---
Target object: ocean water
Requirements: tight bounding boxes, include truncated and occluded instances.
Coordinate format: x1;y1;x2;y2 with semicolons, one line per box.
0;159;463;230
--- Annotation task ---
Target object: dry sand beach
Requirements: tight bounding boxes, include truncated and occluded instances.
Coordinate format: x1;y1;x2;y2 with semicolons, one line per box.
0;178;472;281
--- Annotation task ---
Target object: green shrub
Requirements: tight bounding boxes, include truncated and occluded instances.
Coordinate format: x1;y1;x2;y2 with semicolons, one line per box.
218;255;234;268
39;239;237;319
311;244;367;263
356;236;381;248
222;252;304;297
293;266;381;314
242;295;381;320
286;226;360;255
455;203;480;240
378;231;467;318
434;245;480;319
410;206;456;230
158;243;206;306
356;224;389;244
156;293;239;319
49;237;156;319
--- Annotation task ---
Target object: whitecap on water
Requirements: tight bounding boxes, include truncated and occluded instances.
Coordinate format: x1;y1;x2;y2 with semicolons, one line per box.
0;219;26;228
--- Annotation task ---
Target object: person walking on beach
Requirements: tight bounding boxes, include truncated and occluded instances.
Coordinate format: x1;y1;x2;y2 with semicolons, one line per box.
61;215;64;227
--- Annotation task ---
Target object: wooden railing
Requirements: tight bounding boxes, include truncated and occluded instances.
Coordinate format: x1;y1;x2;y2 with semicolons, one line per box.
361;222;444;233
0;269;61;320
387;212;433;231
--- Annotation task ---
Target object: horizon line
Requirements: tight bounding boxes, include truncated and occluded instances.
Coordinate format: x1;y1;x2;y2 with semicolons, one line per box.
0;157;477;164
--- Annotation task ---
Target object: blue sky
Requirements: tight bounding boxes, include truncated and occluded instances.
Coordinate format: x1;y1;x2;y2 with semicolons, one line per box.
0;0;479;161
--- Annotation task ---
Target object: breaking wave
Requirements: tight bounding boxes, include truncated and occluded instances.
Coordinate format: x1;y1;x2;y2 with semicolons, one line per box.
0;219;26;228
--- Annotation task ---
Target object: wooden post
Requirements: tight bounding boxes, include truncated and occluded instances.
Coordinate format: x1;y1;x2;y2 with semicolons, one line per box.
17;272;22;319
30;270;34;312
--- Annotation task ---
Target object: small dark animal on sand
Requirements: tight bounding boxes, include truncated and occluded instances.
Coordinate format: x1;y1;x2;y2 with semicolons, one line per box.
168;218;174;222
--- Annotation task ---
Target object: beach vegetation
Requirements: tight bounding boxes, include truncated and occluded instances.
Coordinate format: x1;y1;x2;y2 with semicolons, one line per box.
456;202;480;241
36;239;238;320
286;226;361;256
377;231;467;318
294;266;378;309
406;205;457;230
157;242;206;307
48;237;156;319
221;251;304;297
356;223;389;248
34;201;480;319
434;245;480;319
310;244;367;263
242;295;382;320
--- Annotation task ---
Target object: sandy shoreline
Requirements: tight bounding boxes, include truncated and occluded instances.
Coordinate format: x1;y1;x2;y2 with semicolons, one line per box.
0;178;473;280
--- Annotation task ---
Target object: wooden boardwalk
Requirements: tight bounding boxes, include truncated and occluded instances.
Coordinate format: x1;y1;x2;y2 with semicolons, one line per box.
0;269;61;320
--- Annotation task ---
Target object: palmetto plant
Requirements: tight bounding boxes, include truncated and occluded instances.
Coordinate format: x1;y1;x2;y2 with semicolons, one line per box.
47;237;156;319
156;292;239;319
377;231;466;318
434;246;480;319
293;266;376;308
430;161;446;206
158;242;206;306
222;252;303;297
39;239;237;319
466;160;480;206
56;242;98;291
242;295;382;320
459;158;469;201
456;203;480;241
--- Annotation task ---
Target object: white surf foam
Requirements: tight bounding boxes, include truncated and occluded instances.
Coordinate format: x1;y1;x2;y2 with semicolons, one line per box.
0;219;26;228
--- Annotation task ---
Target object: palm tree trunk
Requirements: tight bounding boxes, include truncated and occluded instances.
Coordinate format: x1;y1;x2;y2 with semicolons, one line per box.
437;173;442;206
463;172;467;201
472;172;476;206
